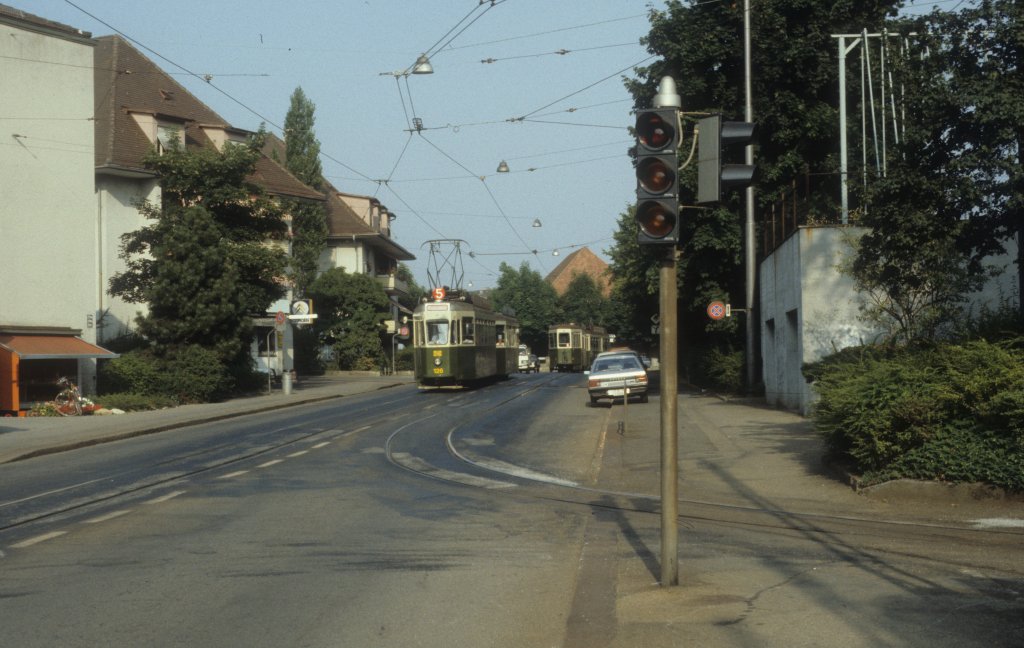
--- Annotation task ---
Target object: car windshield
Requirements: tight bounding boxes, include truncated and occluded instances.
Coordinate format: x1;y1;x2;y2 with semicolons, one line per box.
592;356;640;373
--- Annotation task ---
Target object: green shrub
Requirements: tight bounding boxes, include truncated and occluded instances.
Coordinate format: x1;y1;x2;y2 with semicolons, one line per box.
98;345;234;403
94;392;178;411
807;337;1024;491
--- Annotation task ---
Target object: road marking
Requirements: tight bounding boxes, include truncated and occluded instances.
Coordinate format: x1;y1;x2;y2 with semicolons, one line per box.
10;531;67;548
312;441;330;449
83;510;132;524
287;450;308;458
219;470;249;479
391;452;515;490
147;490;185;504
971;518;1024;529
258;459;284;468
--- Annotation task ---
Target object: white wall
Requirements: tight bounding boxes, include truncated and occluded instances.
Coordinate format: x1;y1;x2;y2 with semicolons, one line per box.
0;19;96;337
95;176;160;341
761;226;1021;415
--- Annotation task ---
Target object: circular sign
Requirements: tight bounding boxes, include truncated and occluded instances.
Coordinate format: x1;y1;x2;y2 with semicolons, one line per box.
400;325;410;337
707;301;726;321
432;287;446;301
275;310;287;325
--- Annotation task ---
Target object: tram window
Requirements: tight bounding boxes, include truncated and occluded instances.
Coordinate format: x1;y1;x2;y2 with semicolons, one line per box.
496;324;506;347
462;317;474;344
558;332;571;347
427;320;449;345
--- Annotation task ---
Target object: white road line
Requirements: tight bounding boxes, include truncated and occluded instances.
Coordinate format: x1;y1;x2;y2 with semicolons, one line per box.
83;510;132;524
312;441;330;449
147;490;186;504
287;450;308;458
218;470;249;479
257;459;284;468
10;531;67;548
971;518;1024;529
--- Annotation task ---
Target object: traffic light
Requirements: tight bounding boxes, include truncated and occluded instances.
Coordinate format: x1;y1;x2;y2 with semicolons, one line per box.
696;115;757;204
634;108;680;246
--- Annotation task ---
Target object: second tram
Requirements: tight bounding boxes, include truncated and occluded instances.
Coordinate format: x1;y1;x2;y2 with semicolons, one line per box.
547;323;607;372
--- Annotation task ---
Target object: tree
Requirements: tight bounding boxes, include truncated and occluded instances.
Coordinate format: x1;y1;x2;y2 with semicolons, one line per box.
615;0;904;385
490;262;561;354
307;268;391;370
110;132;288;372
282;87;329;296
849;2;1024;341
559;273;609;330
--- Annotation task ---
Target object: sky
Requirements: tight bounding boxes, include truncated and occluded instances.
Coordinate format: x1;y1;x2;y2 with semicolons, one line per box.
25;0;969;291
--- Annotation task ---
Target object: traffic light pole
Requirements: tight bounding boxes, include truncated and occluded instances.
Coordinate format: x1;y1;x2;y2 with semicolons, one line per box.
659;246;679;587
743;0;757;392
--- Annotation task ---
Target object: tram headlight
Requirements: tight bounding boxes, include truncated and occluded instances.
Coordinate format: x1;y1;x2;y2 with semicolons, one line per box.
433;357;442;367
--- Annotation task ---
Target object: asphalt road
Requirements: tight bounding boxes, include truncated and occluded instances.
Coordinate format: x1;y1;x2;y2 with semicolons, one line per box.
0;372;1021;647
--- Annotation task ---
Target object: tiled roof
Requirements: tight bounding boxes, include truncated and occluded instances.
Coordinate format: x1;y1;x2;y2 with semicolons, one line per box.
545;247;612;297
93;36;322;201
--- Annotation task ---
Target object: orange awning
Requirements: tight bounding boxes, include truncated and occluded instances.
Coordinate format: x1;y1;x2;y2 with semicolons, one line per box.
0;334;119;360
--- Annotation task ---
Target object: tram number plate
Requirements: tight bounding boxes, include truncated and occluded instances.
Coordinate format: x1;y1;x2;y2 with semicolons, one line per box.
433;368;445;375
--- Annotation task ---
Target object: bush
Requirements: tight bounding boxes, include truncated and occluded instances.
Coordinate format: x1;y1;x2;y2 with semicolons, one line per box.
94;392;179;411
807;337;1024;491
98;345;235;403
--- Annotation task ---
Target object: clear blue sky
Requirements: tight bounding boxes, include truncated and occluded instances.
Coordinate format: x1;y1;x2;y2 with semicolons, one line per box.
26;0;964;290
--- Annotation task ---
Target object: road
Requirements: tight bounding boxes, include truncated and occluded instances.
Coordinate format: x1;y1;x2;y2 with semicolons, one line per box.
1;372;1021;647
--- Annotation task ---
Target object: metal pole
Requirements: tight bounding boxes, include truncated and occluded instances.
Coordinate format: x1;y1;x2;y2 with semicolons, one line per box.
838;35;849;224
659;248;679;587
743;0;756;392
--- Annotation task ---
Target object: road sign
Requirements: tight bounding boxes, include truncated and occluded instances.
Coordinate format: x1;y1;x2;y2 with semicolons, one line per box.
275;310;286;325
707;301;726;321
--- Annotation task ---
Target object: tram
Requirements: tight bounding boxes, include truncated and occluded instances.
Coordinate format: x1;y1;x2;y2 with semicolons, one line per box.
412;290;519;388
547;323;607;372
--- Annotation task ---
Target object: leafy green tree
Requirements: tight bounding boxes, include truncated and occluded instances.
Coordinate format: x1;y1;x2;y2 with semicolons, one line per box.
614;0;904;386
307;268;391;370
282;87;329;296
559;273;610;329
491;261;561;354
110;132;288;388
851;1;1024;340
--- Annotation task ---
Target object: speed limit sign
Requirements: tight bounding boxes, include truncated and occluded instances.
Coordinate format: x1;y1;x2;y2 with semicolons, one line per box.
707;301;726;321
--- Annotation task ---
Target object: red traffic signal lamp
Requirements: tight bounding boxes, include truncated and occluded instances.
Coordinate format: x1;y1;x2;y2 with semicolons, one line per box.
696;114;757;204
635;108;680;246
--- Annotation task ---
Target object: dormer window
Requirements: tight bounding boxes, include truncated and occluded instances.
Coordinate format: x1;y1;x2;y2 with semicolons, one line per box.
156;124;182;154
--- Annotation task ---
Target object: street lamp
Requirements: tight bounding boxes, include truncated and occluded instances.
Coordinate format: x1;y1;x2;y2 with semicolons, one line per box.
412;54;434;74
496;160;510;173
532;218;542;227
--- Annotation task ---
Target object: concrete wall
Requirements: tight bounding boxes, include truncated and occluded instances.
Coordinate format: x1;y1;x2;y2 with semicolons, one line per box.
0;19;96;335
95;176;160;342
761;226;1021;416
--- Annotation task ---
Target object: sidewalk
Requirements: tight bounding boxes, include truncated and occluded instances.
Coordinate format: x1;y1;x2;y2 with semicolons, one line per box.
0;374;414;465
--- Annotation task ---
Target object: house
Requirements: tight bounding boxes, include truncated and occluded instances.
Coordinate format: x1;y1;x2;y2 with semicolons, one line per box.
544;247;612;297
0;6;117;414
92;34;331;381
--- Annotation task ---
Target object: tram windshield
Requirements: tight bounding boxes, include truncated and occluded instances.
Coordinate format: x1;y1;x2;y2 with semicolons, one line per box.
557;332;571;347
427;320;449;345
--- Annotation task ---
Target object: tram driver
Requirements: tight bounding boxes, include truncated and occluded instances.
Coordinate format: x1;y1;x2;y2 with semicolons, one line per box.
428;321;449;345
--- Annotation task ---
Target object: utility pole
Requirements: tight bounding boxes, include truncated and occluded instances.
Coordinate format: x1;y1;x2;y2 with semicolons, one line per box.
659;246;679;586
743;0;757;392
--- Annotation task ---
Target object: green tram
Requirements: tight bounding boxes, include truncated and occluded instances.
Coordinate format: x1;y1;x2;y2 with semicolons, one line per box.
412;293;519;388
548;323;607;372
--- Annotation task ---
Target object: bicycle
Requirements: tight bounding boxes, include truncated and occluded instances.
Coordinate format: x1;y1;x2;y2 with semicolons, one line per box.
53;376;83;416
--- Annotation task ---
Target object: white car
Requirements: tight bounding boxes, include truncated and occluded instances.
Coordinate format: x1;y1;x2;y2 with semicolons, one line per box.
586;354;649;405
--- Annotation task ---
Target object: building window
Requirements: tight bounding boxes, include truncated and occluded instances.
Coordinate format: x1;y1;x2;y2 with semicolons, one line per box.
156;125;182;154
